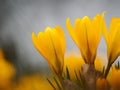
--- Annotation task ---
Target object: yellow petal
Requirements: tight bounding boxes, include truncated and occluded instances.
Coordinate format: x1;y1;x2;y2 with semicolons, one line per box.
101;12;109;47
110;17;120;37
66;14;102;64
66;18;80;47
55;26;66;57
32;32;49;61
102;16;120;65
108;67;120;89
96;78;109;90
94;58;106;72
32;27;66;75
63;53;85;81
48;28;65;74
91;14;101;50
109;23;120;64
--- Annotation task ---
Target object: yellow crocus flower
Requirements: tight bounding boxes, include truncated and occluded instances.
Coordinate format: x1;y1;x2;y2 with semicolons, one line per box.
102;13;120;77
102;16;120;66
66;14;102;64
94;58;107;72
32;26;66;75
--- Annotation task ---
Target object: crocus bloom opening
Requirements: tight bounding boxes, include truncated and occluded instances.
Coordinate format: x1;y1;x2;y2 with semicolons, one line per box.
32;26;66;75
66;14;102;64
102;16;120;66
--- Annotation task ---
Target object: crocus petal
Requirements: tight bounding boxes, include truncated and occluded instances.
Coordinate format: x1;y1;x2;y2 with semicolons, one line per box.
94;58;107;72
66;14;102;64
63;53;85;81
66;18;80;47
32;27;66;75
102;16;120;65
108;67;120;89
90;14;101;51
55;26;66;58
109;27;120;64
101;12;109;47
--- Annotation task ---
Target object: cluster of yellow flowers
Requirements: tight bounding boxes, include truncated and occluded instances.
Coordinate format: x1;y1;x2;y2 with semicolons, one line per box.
32;12;120;90
1;12;120;90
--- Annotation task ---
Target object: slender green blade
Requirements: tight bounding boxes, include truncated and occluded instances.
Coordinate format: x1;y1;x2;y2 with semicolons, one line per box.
66;66;71;80
53;77;61;90
47;78;56;90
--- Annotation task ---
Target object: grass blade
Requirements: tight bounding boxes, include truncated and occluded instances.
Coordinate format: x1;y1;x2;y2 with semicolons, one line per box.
66;66;70;80
47;78;56;90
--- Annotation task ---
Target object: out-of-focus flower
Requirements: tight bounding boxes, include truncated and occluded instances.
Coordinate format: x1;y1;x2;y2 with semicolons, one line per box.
102;16;120;66
0;49;15;89
13;74;54;90
96;78;109;90
94;58;107;72
32;26;66;75
108;67;120;90
66;14;102;64
102;13;120;78
63;53;85;80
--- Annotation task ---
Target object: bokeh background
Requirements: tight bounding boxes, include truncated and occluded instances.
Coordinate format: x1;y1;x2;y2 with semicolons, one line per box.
0;0;120;76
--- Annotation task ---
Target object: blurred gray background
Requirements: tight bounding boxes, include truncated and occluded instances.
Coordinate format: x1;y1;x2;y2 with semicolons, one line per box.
0;0;120;76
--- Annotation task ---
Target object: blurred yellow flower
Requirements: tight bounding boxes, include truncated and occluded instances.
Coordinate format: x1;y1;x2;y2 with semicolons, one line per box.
94;58;107;72
66;14;102;64
0;49;15;89
96;78;109;90
13;74;53;90
108;67;120;90
32;26;66;75
102;16;120;66
63;53;85;80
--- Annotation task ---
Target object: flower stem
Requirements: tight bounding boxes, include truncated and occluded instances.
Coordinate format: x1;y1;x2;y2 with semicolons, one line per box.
104;64;111;78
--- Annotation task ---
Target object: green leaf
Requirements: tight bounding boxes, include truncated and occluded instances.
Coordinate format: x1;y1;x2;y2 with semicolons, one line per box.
53;77;61;90
47;78;56;90
66;66;71;80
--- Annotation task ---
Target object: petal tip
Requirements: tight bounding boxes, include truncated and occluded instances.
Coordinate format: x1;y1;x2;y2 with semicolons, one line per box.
66;18;70;22
32;32;36;38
